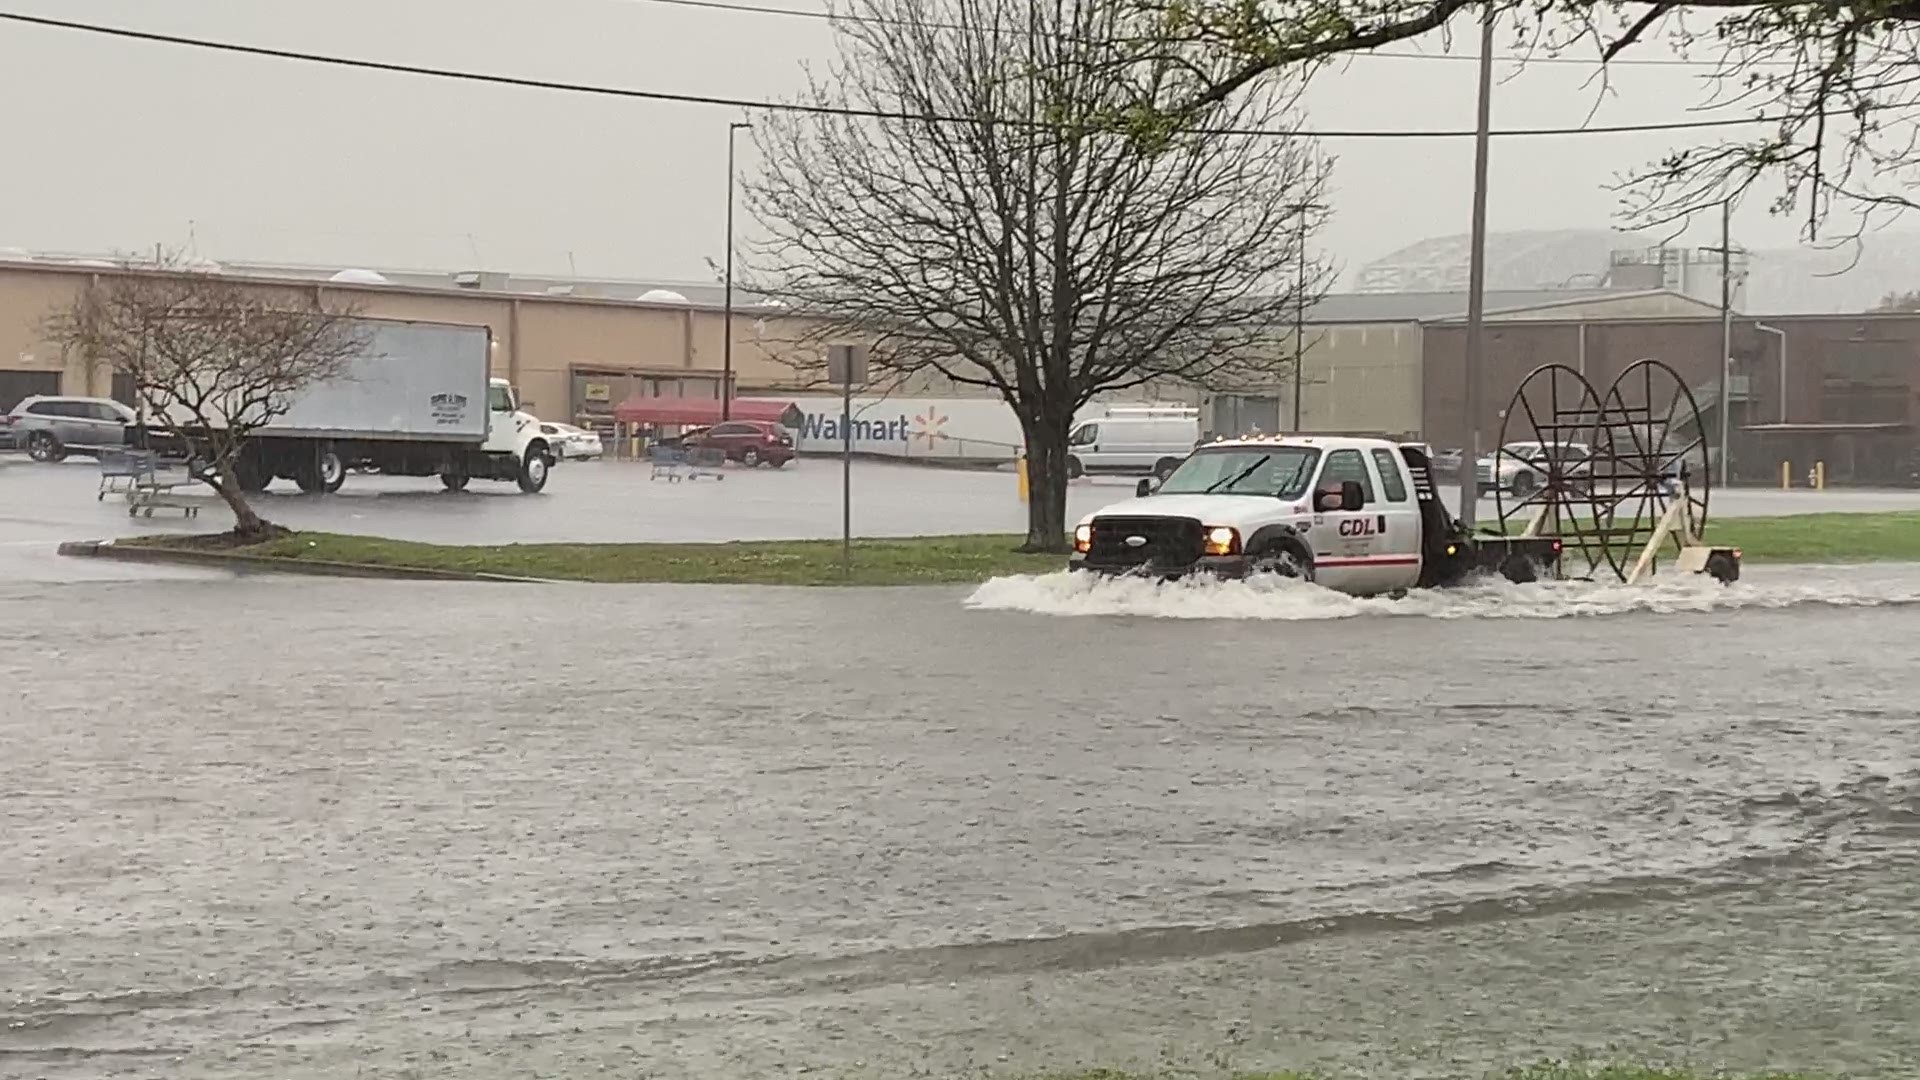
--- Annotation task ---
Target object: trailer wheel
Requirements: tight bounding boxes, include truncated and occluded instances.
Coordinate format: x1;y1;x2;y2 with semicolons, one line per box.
516;447;551;493
317;446;347;493
1500;554;1538;584
1705;551;1740;585
441;469;470;492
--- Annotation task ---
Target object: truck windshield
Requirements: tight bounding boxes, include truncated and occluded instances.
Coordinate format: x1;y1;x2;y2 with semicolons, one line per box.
1158;446;1321;498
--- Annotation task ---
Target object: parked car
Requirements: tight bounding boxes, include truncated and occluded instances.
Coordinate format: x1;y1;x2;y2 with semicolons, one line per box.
1429;447;1465;476
541;422;605;461
681;420;795;467
7;395;136;462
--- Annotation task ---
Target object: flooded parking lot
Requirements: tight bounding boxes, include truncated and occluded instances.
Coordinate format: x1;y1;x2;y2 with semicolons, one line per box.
6;561;1920;1078
7;454;1920;550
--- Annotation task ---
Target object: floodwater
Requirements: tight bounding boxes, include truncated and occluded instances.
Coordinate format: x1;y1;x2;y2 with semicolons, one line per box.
6;563;1920;1078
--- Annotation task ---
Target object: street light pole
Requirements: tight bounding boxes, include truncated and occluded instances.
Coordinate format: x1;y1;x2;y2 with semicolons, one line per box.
1457;5;1496;528
722;120;751;421
1717;197;1733;486
1292;208;1309;432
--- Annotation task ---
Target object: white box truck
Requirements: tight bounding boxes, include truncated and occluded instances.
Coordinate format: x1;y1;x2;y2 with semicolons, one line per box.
140;317;556;495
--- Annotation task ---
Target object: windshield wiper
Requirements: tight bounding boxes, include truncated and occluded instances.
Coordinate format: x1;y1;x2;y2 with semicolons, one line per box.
1204;454;1270;494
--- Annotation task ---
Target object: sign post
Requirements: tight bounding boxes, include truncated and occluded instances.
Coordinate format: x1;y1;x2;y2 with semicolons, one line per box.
826;344;868;580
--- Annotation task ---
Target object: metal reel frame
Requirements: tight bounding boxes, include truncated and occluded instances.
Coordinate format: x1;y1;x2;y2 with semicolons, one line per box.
1491;363;1618;580
1589;358;1714;580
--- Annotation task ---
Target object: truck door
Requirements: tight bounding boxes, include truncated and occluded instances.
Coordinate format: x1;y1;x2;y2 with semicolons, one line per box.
1367;447;1425;591
1308;448;1382;593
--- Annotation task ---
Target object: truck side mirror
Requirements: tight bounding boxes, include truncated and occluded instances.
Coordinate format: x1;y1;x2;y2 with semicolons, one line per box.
1136;478;1153;497
1340;479;1365;510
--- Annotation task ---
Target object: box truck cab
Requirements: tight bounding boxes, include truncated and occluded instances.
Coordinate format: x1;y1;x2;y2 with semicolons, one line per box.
1067;405;1200;480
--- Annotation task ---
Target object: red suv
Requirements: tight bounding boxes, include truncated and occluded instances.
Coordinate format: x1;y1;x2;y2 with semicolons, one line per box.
682;420;795;468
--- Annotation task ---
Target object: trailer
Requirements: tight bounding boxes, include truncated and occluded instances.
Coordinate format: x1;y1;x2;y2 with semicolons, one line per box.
139;317;556;495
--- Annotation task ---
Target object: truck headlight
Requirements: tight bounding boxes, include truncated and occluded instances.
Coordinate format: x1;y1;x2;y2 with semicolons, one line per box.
1203;526;1239;556
1073;524;1092;553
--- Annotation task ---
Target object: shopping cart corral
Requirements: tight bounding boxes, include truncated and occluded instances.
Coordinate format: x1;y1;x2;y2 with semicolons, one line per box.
648;444;727;482
99;448;202;518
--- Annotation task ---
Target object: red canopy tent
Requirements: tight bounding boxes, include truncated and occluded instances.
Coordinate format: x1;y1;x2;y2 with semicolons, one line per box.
611;396;801;427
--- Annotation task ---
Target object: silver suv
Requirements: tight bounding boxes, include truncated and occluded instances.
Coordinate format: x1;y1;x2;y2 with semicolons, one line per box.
7;395;136;462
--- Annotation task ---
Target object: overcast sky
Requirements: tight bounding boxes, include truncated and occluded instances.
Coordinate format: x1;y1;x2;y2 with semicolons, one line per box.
0;0;1847;287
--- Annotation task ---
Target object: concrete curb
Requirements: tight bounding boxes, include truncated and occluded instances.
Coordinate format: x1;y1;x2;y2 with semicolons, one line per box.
56;539;561;584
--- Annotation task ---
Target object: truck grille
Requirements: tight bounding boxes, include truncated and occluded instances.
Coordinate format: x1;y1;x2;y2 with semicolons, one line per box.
1475;463;1494;484
1086;516;1205;568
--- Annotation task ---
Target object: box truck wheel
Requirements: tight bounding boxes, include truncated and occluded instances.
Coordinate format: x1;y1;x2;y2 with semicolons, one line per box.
441;468;470;492
517;447;550;493
296;444;347;494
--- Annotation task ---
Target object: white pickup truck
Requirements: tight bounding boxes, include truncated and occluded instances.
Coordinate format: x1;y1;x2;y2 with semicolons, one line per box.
1068;434;1565;595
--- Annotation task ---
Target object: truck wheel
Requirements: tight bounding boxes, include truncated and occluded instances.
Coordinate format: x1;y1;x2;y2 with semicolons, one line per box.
294;445;346;494
441;470;470;492
26;432;64;463
1511;471;1537;497
1705;551;1740;585
1249;546;1313;582
1068;455;1085;479
516;448;550;493
742;447;762;467
317;446;346;493
1500;554;1538;584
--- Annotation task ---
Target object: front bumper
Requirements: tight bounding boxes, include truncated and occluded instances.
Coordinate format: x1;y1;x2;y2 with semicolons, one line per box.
1068;552;1251;579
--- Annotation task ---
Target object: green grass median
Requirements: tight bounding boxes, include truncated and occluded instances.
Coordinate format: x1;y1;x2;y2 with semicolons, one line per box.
126;530;1066;585
116;509;1920;586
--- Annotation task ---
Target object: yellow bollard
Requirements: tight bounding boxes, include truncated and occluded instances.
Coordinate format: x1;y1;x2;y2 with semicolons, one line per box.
1015;453;1030;503
1781;460;1792;489
1815;460;1826;491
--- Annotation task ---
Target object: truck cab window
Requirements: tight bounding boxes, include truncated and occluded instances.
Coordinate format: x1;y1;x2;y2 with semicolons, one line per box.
1318;449;1376;505
1068;423;1098;447
488;385;514;413
1370;448;1409;502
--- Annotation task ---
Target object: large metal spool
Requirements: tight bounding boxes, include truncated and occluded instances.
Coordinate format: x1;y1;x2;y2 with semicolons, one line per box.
1492;359;1713;582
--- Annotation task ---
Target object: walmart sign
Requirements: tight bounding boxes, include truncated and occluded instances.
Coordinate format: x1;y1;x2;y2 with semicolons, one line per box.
797;410;912;443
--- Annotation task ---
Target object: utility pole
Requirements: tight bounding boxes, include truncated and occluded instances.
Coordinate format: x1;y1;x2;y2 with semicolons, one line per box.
1457;5;1496;529
1291;204;1321;432
722;120;751;421
1717;197;1733;487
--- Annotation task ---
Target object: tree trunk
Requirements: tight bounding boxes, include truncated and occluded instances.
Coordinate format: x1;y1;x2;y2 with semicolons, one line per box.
1021;417;1071;553
207;474;274;540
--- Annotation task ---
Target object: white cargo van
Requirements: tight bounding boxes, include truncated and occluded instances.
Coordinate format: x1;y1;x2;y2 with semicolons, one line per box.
1066;406;1200;479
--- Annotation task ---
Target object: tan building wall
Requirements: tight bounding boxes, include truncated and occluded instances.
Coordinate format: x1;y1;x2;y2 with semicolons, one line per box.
0;261;824;424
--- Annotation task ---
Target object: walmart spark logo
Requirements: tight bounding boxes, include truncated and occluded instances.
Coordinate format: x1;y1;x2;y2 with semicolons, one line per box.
910;406;949;449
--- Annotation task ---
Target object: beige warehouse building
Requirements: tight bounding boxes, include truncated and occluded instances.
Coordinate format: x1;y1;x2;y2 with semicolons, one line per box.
0;258;826;427
0;254;1719;440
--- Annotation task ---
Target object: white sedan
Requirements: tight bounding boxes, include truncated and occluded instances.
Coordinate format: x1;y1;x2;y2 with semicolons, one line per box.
541;423;605;461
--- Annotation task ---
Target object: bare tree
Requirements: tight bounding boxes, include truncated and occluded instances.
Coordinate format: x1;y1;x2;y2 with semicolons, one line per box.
1130;0;1920;243
1873;289;1920;312
46;254;369;540
741;0;1335;552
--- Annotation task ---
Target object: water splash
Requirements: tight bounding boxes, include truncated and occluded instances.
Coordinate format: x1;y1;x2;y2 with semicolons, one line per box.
964;565;1920;621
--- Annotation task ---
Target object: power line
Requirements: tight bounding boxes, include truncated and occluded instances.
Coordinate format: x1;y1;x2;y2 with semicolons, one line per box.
0;10;1791;140
610;0;1783;68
